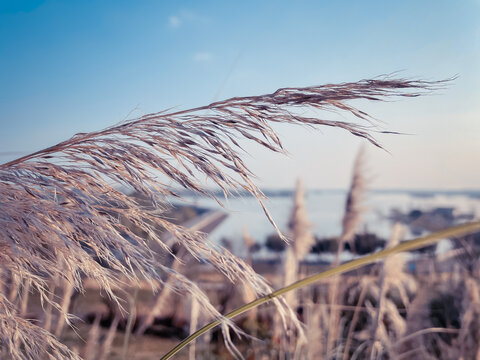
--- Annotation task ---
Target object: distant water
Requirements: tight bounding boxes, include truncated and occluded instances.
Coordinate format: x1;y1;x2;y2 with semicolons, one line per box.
176;190;480;255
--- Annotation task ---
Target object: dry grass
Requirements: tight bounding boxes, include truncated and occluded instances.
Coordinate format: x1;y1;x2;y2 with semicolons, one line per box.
0;77;444;359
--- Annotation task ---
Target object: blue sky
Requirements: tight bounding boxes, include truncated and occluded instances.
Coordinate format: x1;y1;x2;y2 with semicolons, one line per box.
1;0;479;189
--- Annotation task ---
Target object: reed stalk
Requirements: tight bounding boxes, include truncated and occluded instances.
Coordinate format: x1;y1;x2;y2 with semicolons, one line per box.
121;286;139;360
97;313;121;360
55;274;75;337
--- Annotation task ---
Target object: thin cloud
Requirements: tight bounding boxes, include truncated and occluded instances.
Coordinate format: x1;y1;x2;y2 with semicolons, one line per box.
193;52;213;62
168;10;210;29
168;15;181;28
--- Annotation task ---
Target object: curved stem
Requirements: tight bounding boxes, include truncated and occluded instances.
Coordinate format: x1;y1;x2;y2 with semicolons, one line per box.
160;221;480;360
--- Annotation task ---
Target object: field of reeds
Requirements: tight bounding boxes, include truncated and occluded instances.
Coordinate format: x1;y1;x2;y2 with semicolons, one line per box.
1;77;480;360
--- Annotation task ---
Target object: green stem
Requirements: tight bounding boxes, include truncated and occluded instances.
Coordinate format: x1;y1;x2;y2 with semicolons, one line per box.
160;221;480;360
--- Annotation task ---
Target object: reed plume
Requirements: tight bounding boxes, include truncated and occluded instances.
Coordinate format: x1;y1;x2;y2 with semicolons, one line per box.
327;145;368;354
0;77;441;359
369;223;411;359
273;178;314;354
283;178;315;307
339;145;367;255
